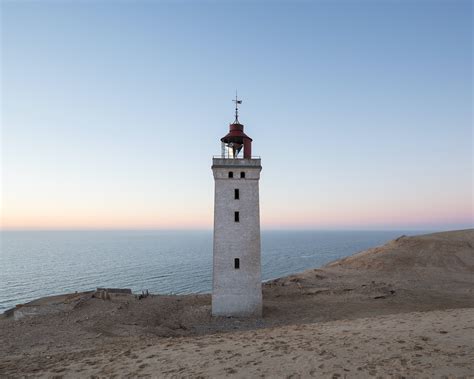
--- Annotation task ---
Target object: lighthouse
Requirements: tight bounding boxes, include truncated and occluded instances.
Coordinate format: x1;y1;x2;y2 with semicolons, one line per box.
211;96;262;317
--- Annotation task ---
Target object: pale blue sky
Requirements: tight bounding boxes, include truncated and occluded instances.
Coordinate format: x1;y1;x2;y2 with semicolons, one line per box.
1;0;472;230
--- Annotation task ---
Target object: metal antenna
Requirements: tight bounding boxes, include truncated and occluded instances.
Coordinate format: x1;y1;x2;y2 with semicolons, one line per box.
232;90;242;123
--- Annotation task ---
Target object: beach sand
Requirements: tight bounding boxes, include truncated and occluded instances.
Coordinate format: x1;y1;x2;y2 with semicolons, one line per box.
1;229;473;377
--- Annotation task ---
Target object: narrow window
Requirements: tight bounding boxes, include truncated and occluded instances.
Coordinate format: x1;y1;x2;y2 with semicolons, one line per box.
240;171;245;178
234;211;239;222
234;188;239;199
234;258;240;269
228;171;233;178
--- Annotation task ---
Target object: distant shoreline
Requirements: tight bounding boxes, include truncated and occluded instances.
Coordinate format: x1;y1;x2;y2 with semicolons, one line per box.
2;229;433;314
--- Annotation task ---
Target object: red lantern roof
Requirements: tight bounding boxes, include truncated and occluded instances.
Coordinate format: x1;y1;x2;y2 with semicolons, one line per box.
221;122;253;144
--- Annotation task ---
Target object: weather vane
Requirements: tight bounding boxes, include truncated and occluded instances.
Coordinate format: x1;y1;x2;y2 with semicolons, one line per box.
232;91;242;123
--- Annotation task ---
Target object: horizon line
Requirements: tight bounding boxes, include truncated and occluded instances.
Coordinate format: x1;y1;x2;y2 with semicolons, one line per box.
2;226;473;233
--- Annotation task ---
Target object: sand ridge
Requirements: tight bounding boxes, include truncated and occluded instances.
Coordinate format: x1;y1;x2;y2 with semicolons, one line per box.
325;229;474;272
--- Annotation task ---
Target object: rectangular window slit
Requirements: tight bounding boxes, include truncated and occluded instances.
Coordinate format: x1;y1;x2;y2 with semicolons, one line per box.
234;211;239;222
234;188;239;199
234;258;240;269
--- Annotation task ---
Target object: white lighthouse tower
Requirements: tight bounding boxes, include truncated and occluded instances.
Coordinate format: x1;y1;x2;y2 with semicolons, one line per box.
211;96;262;317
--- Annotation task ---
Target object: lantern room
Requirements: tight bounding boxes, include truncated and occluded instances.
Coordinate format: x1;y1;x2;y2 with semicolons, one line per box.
220;94;252;159
220;122;252;159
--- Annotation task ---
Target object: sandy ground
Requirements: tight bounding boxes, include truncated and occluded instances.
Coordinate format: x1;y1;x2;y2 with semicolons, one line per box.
0;229;473;377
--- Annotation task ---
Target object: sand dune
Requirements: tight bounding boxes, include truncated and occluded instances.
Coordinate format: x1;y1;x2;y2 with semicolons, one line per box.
2;308;473;378
1;229;473;377
325;229;474;272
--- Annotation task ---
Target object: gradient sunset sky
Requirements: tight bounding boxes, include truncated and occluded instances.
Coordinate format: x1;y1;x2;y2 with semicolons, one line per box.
1;0;472;230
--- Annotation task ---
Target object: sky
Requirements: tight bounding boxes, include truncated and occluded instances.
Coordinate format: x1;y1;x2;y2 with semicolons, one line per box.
1;0;472;231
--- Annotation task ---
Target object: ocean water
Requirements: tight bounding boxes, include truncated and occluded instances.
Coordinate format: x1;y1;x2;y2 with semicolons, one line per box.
0;230;425;313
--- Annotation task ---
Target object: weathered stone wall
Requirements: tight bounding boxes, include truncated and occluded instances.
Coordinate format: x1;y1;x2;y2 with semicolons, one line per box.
211;158;262;317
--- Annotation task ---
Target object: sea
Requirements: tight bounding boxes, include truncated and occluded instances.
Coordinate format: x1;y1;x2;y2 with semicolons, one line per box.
0;230;428;313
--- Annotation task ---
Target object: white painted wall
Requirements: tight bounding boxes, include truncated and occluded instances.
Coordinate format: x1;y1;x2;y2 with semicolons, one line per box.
211;158;262;317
